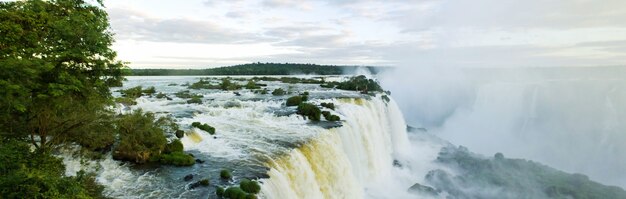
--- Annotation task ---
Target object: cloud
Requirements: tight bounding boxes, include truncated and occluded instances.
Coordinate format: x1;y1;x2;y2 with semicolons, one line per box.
107;7;264;44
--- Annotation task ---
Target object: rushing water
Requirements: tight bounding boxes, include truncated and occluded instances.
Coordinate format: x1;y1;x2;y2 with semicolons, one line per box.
61;76;440;199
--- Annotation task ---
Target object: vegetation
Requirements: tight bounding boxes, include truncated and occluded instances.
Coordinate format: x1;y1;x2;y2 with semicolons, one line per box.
252;76;325;84
322;111;341;121
187;96;202;104
220;78;242;90
381;95;390;103
188;79;220;90
320;102;335;110
297;103;322;121
156;92;167;99
286;95;305;106
0;0;125;197
174;90;202;99
164;139;184;153
220;169;232;180
216;186;225;197
272;88;286;96
240;179;261;194
199;179;209;186
112;110;168;163
191;122;216;135
223;187;248;199
157;152;195;166
336;75;383;92
425;146;626;198
129;63;388;76
245;80;261;89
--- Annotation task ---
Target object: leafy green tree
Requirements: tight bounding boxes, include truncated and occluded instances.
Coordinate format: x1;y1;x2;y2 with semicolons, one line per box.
0;0;126;151
112;110;167;163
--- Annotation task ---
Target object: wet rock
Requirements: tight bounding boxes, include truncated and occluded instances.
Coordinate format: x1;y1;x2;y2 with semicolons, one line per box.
175;130;185;138
184;174;194;181
233;92;241;96
408;183;440;197
213;136;217;139
166;97;173;100
195;159;205;163
393;160;402;168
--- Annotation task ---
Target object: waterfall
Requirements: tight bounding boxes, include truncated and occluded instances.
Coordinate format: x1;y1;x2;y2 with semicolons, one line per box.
260;96;411;198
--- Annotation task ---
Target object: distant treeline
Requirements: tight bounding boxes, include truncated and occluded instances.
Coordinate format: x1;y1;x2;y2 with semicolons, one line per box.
128;62;389;76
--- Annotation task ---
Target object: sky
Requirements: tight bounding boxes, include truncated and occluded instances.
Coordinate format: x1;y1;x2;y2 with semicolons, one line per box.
104;0;626;69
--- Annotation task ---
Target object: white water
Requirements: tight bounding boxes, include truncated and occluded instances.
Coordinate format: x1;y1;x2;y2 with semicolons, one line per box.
259;97;442;199
380;66;626;188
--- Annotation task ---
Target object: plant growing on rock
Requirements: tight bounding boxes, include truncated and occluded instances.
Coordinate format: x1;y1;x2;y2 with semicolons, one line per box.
191;122;216;135
297;103;321;121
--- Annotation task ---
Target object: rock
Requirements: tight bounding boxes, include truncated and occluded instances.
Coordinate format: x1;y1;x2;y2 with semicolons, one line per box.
188;182;201;189
233;92;241;96
408;183;440;196
393;160;402;168
195;159;205;163
175;130;185;138
166;97;173;100
213;136;217;139
184;174;194;181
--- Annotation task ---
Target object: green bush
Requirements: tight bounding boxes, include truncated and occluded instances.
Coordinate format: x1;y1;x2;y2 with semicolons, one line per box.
175;90;202;99
321;111;341;121
336;75;383;92
187;96;202;104
142;86;156;95
272;88;286;96
216;186;225;197
165;139;184;153
189;79;220;89
120;86;143;98
220;78;242;90
297;103;321;121
286;96;304;106
115;97;137;106
245;80;261;89
113;110;167;163
320;102;335;110
246;194;258;199
381;95;390;103
220;169;232;180
240;179;261;194
158;152;195;166
192;122;216;135
224;187;248;199
199;179;210;186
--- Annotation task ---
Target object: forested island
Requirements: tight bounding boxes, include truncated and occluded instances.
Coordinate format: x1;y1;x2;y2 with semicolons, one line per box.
129;63;388;76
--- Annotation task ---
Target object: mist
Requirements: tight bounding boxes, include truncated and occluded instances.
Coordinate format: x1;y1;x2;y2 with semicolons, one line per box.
379;66;626;188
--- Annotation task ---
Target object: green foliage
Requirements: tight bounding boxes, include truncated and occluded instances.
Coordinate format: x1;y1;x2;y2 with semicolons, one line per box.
120;86;144;98
381;95;390;103
188;79;220;90
157;152;195;166
174;90;202;99
115;97;137;106
286;96;304;106
199;179;209;186
223;187;248;199
0;140;106;198
191;122;215;135
240;179;261;194
272;88;286;96
220;169;232;180
322;111;341;121
156;92;167;99
112;110;167;164
297;103;321;121
245;80;261;89
320;102;335;110
164;139;184;153
216;186;225;197
220;78;242;90
335;75;383;92
187;96;202;104
129;63;388;76
142;86;156;95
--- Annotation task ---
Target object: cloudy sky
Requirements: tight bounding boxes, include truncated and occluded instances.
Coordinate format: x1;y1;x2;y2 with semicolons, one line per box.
104;0;626;69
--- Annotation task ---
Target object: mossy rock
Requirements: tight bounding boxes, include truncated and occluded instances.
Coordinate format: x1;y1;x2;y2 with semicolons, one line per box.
164;139;184;153
216;186;225;197
175;130;185;138
271;88;286;96
297;103;321;121
192;122;215;135
240;179;261;194
220;169;232;180
158;152;195;166
286;96;304;106
320;102;335;110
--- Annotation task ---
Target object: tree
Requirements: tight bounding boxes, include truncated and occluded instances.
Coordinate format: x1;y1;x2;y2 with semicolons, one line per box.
0;0;125;151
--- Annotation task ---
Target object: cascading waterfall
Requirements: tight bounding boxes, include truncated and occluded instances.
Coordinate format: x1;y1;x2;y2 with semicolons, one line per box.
260;97;411;199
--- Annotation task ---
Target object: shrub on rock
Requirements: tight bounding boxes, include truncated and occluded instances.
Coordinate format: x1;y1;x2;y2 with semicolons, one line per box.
220;169;232;180
192;122;216;135
272;88;286;96
297;103;321;121
286;96;304;106
158;152;195;166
